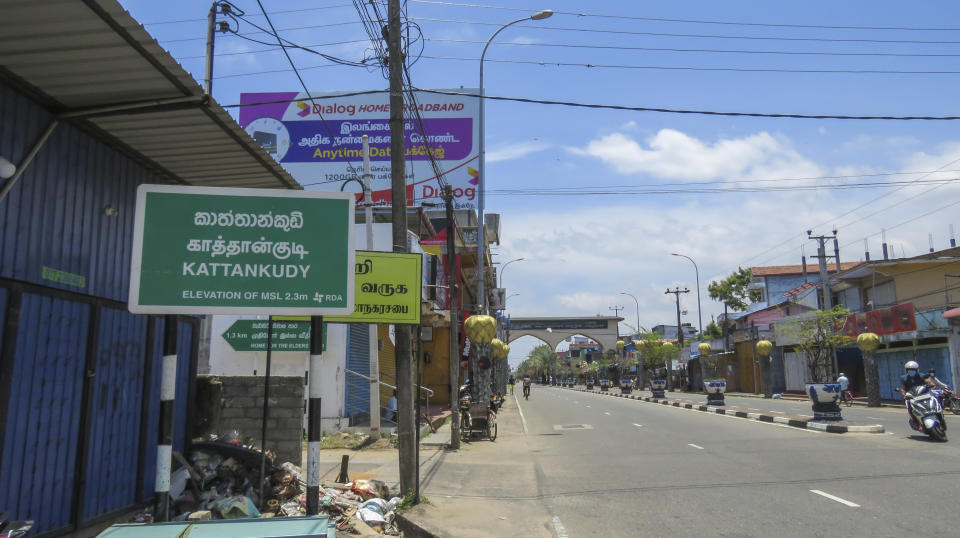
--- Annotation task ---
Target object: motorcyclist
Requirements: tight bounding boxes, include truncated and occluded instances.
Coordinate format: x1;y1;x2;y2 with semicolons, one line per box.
927;369;949;390
899;361;928;430
837;372;850;403
522;377;531;398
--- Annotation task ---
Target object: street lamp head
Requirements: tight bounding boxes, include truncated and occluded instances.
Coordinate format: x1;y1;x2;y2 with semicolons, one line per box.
530;9;554;20
670;253;680;257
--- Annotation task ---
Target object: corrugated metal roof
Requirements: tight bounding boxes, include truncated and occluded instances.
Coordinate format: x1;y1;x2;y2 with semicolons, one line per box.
0;0;300;190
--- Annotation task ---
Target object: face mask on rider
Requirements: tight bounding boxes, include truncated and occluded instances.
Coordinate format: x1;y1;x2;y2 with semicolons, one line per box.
908;369;919;376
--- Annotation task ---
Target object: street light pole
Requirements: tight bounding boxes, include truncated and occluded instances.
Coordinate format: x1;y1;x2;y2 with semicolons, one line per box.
498;257;525;288
619;291;643;337
476;10;552;314
672;253;703;336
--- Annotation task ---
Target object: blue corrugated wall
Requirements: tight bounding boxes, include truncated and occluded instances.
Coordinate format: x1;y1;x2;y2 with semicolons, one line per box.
877;347;953;400
0;80;151;303
0;78;199;535
81;307;149;520
0;294;89;534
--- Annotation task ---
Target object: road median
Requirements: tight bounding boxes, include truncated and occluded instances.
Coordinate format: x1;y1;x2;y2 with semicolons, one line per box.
561;386;884;433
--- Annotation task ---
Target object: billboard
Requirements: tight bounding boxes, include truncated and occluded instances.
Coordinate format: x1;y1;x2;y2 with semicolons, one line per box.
239;89;480;210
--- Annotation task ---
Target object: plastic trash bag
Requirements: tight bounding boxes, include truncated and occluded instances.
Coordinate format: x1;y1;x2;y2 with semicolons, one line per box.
214;496;261;519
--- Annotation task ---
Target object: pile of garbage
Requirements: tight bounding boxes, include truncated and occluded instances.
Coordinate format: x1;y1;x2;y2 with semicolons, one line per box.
129;437;402;534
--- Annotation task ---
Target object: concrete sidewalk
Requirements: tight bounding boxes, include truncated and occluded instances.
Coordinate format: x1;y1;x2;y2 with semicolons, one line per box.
396;396;556;538
564;386;885;433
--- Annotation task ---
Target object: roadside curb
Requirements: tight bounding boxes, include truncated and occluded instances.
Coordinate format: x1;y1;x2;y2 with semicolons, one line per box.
561;386;885;434
395;512;442;538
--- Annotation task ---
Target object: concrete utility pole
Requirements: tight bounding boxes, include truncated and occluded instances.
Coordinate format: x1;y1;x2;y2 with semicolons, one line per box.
362;135;380;438
665;287;690;391
608;305;623;336
445;186;461;449
387;0;416;496
807;230;839;311
808;229;840;378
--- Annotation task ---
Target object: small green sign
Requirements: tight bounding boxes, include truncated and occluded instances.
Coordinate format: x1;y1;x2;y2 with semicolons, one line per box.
325;251;422;324
222;319;313;352
128;185;355;315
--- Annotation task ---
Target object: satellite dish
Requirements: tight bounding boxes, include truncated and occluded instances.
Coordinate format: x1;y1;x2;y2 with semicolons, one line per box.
546;327;553;333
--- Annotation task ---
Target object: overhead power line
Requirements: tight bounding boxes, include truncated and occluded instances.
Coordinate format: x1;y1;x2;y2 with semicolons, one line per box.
419;55;960;75
409;1;960;32
144;4;353;25
422;37;960;58
409;17;960;45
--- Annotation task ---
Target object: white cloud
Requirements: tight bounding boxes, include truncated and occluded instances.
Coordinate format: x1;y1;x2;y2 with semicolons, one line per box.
487;141;549;163
567;129;821;181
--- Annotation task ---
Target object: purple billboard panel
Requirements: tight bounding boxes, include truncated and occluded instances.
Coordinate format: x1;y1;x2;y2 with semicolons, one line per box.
239;90;480;210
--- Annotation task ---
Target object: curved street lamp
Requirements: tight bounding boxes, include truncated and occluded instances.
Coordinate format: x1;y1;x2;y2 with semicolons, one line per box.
671;253;703;336
476;10;553;313
619;291;644;336
499;257;526;288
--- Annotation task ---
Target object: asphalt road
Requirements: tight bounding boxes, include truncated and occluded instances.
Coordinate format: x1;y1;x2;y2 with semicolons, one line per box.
514;385;960;537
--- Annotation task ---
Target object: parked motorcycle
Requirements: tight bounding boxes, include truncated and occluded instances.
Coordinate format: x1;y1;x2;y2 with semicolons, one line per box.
936;387;960;415
905;385;948;441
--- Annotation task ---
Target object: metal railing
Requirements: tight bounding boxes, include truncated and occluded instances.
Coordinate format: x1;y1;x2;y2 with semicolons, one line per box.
345;368;433;425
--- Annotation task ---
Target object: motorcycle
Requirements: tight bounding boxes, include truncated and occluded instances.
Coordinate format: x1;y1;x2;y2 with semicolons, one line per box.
936;387;960;415
905;385;948;441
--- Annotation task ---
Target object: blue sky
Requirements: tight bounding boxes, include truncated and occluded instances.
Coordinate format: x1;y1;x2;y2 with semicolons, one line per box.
121;0;960;366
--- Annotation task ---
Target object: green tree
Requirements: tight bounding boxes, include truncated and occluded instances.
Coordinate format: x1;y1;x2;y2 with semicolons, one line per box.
707;267;762;312
777;305;851;383
700;320;723;340
633;331;677;379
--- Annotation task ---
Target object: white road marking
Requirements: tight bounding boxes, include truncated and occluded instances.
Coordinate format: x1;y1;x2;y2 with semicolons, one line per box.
604;412;611;415
867;417;881;420
688;443;704;450
633;423;643;428
515;392;529;436
552;515;569;538
810;489;860;507
586;405;591;408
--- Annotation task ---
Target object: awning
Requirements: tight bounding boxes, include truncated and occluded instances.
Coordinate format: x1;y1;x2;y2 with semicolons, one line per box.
943;307;960;320
0;0;299;190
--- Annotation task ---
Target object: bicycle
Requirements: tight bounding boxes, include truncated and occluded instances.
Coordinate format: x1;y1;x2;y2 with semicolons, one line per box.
839;389;855;407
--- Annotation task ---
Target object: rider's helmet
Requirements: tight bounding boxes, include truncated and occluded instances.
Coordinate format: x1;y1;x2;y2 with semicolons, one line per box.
905;360;919;372
928;369;937;376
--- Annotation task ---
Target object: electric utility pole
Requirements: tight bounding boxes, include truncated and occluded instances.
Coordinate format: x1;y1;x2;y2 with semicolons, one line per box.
665;287;690;391
808;229;841;380
387;0;416;496
807;230;838;311
445;185;460;449
608;305;623;336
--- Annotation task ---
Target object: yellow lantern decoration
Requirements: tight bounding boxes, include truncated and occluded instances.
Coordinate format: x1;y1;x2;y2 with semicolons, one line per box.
662;341;675;355
857;332;880;353
756;340;774;357
616;340;626;351
698;342;712;356
491;338;508;360
464;314;497;345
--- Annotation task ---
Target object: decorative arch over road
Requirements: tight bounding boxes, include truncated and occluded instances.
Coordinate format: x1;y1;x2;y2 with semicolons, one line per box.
506;316;624;352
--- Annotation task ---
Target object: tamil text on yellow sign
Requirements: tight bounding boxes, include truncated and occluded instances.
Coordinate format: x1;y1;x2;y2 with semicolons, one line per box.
324;251;422;324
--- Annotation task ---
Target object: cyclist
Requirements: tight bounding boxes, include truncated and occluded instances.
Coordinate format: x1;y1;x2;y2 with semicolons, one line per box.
522;377;531;399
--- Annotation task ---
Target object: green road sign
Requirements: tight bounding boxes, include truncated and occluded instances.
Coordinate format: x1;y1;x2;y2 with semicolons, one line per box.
325;251;422;324
221;319;316;352
128;185;355;315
